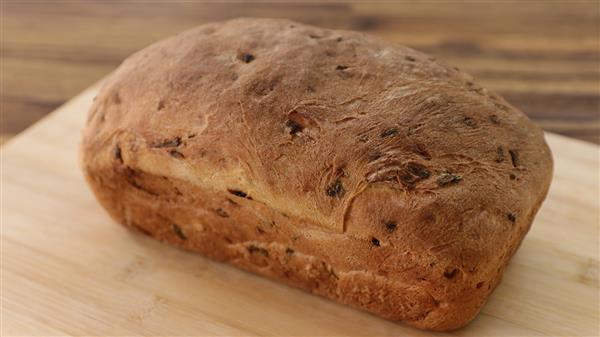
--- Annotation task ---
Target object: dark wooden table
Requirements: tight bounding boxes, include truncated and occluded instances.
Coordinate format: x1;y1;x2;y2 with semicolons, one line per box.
3;1;599;144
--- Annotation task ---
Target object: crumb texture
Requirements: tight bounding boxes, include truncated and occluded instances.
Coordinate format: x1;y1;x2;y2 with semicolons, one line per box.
81;18;553;331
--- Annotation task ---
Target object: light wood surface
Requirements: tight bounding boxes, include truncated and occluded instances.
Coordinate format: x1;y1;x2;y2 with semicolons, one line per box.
1;86;598;336
2;1;599;144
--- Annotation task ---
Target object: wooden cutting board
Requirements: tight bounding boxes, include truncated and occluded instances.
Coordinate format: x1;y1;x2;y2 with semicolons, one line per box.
2;86;598;336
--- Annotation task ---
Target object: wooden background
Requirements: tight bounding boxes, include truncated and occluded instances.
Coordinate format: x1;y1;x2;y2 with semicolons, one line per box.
2;1;599;144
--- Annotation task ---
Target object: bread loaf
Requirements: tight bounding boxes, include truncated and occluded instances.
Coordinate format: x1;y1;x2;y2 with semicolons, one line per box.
80;18;553;331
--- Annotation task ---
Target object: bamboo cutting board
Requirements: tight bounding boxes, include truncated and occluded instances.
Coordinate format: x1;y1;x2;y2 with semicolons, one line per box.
1;86;598;336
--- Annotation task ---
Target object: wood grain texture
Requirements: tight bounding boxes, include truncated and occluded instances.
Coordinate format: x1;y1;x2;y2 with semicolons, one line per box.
1;1;599;145
1;85;598;336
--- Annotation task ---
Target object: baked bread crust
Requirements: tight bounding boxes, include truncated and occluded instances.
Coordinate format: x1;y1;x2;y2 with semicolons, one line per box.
80;18;553;331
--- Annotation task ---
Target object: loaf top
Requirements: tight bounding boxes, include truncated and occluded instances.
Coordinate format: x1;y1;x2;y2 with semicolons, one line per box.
83;18;553;278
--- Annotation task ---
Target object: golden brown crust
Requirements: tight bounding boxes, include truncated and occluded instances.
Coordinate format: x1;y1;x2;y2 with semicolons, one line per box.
80;18;553;331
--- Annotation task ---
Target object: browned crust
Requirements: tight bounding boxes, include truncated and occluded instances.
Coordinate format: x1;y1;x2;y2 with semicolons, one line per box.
80;18;553;331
